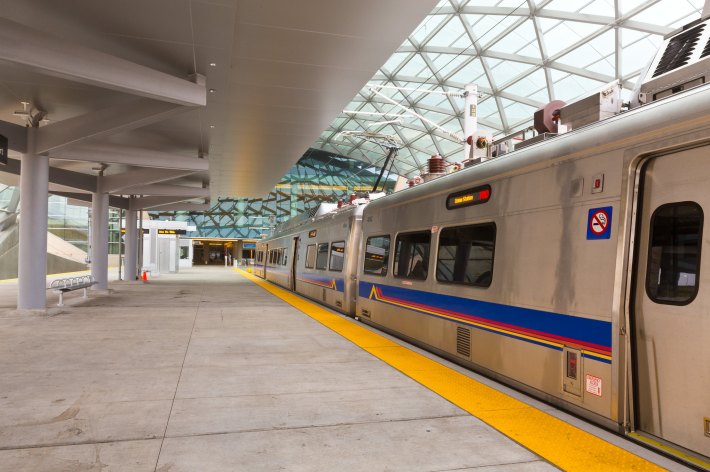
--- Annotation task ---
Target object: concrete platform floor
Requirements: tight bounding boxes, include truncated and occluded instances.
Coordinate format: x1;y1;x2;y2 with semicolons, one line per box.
0;266;558;471
0;266;691;471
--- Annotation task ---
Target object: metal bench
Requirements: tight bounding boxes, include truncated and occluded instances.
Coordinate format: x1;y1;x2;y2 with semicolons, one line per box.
48;275;97;306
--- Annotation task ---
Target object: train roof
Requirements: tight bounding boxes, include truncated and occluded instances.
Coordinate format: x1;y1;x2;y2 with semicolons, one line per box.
363;82;710;213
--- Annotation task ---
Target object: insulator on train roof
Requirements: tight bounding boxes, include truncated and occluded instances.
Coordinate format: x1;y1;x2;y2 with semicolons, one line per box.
428;154;446;174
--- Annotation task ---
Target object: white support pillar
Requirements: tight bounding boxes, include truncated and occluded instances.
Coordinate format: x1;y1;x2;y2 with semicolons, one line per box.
17;126;48;310
91;175;109;290
124;204;138;281
463;84;478;161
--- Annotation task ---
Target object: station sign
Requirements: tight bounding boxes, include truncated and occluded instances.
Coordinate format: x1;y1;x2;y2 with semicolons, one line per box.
446;185;491;210
0;134;7;165
158;229;186;235
120;228;149;234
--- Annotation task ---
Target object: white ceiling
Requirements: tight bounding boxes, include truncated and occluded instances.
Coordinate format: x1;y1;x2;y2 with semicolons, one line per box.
0;0;439;204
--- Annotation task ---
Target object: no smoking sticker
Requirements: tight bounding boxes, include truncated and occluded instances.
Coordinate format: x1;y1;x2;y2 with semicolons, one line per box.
587;206;613;240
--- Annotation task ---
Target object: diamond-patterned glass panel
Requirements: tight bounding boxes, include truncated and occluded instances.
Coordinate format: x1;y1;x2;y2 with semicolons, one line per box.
314;0;704;180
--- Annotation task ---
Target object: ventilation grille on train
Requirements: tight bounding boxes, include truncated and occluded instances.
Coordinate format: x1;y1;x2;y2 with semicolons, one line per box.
456;326;471;358
701;35;710;59
652;25;705;77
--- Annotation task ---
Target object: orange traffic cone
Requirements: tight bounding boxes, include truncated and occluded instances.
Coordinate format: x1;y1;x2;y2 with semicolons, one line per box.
141;271;148;282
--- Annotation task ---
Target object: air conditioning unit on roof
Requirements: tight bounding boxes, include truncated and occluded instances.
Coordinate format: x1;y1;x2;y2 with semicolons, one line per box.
639;18;710;104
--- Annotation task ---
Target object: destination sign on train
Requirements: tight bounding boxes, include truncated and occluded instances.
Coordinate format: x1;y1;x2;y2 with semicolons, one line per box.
446;185;491;209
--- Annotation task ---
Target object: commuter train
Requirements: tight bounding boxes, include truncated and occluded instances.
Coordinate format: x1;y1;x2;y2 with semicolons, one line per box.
255;18;710;468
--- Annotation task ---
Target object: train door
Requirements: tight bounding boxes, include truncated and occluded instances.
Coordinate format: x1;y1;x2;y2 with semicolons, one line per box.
632;147;710;461
291;236;299;291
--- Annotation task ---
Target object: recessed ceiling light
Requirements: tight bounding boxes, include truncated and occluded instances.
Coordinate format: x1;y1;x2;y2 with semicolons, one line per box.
210;125;215;129
209;88;216;93
209;62;217;67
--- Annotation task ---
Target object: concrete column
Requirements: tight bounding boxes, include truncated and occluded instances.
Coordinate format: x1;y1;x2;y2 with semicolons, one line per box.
17;126;48;310
91;175;109;290
124;205;138;281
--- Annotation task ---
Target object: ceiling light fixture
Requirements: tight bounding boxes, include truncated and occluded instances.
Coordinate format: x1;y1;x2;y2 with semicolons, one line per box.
209;88;216;93
209;62;217;67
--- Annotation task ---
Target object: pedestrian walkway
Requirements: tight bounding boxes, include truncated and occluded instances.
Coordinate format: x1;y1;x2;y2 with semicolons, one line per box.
0;267;688;471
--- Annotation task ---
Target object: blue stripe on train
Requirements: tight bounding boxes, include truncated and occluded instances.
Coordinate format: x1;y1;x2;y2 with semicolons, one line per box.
358;281;611;353
298;272;345;293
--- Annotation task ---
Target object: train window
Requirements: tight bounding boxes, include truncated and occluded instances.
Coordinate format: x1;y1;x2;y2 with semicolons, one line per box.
316;243;329;270
364;236;390;276
394;231;431;280
646;202;703;305
305;244;316;268
436;223;496;287
329;241;345;272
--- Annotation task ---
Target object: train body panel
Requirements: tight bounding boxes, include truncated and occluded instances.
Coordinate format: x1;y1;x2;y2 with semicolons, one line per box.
258;206;364;316
255;83;710;465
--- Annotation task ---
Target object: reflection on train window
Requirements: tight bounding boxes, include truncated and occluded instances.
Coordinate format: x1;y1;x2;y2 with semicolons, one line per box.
394;231;431;280
646;202;703;305
316;243;329;270
436;223;496;287
330;241;345;272
364;236;390;276
305;244;316;268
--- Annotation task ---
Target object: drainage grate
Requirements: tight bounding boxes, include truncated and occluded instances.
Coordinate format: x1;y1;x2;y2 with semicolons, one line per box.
456;326;471;358
653;25;704;77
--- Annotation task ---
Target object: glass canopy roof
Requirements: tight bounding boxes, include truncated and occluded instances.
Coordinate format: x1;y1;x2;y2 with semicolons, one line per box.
314;0;705;179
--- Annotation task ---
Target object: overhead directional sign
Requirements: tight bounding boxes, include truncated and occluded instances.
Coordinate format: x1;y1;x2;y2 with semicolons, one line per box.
0;134;7;165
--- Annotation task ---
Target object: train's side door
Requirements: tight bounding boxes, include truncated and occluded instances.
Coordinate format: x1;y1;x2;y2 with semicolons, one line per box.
291;236;299;291
632;147;710;460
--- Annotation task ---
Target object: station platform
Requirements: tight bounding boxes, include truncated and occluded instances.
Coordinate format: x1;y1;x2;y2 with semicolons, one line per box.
0;266;694;471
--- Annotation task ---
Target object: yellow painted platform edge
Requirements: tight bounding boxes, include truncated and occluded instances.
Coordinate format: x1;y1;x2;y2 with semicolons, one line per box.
628;432;710;469
234;268;665;472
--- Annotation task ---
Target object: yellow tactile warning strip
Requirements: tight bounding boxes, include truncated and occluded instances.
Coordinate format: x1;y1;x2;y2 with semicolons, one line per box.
235;268;664;471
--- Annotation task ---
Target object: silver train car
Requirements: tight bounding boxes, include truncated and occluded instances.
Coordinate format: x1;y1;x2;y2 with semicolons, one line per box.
256;204;363;316
256;23;710;467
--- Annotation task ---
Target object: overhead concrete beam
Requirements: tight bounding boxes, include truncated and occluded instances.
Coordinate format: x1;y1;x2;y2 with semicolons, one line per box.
37;99;188;154
50;191;129;210
147;203;211;212
103;168;197;193
0;18;206;106
48;167;96;193
2;157;96;192
50;144;209;171
0;121;28;154
129;196;197;210
119;184;209;197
